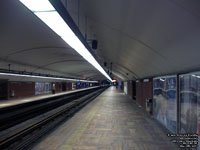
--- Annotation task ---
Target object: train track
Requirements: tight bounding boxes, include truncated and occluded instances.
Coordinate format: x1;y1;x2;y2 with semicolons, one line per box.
0;87;108;150
0;87;100;131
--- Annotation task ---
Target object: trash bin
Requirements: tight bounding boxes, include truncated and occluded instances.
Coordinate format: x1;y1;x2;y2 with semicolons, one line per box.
146;98;152;114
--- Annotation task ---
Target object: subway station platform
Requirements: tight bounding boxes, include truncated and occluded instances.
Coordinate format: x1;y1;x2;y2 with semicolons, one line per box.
0;87;99;109
32;86;178;150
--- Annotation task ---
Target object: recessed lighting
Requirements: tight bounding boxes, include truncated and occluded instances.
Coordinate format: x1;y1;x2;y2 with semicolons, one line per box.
160;79;165;82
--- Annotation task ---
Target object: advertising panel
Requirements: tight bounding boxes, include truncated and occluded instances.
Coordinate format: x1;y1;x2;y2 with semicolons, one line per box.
44;83;52;94
180;74;198;134
124;81;128;95
35;82;51;95
179;72;200;149
153;75;177;133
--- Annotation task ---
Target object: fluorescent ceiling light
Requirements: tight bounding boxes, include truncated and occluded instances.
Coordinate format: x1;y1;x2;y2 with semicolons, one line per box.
0;72;98;83
143;79;149;82
19;0;112;82
19;0;55;12
160;79;165;82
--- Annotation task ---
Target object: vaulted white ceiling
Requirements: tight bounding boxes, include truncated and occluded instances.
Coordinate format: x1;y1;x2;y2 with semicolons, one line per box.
1;0;200;82
64;0;200;80
0;0;105;81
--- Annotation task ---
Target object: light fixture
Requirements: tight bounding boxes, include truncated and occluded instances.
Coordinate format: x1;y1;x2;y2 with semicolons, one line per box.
160;78;165;82
143;79;149;82
19;0;112;82
0;72;98;83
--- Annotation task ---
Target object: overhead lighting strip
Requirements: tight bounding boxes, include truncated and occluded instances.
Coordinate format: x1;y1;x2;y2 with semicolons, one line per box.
19;0;112;82
0;72;98;83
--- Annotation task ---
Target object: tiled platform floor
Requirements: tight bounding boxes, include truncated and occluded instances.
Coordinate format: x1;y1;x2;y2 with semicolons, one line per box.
32;86;178;150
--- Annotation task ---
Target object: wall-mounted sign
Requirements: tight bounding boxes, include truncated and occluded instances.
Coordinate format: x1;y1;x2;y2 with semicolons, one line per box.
143;79;149;82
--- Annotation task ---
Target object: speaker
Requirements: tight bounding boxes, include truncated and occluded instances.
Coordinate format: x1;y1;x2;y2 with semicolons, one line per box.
92;40;98;49
104;62;107;67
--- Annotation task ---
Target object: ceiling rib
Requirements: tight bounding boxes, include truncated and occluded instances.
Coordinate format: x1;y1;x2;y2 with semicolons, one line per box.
5;46;72;59
113;63;139;79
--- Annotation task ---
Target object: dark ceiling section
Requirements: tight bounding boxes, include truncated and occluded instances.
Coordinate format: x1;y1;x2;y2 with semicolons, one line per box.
0;0;106;81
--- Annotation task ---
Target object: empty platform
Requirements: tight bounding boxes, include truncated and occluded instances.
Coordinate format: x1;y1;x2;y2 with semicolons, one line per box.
32;86;178;150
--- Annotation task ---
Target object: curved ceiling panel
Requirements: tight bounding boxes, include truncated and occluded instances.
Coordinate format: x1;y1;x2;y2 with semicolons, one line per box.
0;0;105;81
2;0;200;81
65;0;200;80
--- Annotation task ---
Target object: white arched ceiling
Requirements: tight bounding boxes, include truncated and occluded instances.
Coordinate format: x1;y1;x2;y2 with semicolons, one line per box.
2;0;200;82
64;0;200;80
0;0;106;81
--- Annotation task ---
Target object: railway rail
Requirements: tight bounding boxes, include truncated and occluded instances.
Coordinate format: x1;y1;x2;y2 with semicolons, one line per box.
0;86;108;150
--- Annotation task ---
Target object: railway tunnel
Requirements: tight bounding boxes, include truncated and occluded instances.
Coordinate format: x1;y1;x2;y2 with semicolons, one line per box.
0;0;200;149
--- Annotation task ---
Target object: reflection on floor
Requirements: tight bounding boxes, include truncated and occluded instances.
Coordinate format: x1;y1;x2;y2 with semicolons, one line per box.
32;86;178;150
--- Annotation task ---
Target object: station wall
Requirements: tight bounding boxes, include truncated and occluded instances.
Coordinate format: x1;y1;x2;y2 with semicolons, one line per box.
6;81;73;100
8;82;35;99
136;80;143;107
0;80;8;100
121;81;136;99
136;79;153;110
134;76;178;133
130;70;200;143
127;81;136;99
